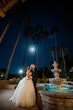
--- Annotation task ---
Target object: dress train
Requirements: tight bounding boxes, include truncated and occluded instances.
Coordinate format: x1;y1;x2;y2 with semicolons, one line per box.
9;76;36;107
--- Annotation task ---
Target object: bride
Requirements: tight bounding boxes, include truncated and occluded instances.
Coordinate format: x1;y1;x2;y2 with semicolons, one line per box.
9;64;36;107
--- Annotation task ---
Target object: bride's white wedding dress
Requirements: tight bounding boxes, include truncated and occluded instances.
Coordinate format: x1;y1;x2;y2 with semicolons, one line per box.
9;71;36;107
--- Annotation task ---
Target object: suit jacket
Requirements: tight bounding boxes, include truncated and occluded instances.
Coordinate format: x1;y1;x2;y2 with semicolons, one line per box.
32;67;38;87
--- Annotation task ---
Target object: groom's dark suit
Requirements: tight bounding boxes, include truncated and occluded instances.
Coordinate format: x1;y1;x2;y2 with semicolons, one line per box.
32;67;38;89
32;67;38;103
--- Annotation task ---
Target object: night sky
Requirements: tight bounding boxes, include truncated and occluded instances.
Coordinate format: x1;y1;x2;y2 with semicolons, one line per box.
0;0;73;74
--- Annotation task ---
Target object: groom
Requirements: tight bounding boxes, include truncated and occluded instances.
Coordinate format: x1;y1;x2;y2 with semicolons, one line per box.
30;64;38;102
32;67;38;90
31;66;38;103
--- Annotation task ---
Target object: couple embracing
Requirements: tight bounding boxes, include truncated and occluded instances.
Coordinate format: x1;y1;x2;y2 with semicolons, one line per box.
9;64;38;107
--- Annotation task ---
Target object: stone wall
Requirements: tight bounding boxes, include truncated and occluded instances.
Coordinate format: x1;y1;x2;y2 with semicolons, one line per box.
39;90;73;110
36;87;43;109
0;80;9;89
0;80;17;89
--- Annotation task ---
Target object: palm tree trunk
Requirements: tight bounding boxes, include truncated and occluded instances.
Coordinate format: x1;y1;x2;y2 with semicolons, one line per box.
52;51;55;62
55;36;58;62
42;39;45;78
5;29;22;79
62;50;67;77
23;38;29;68
35;44;38;68
0;19;12;44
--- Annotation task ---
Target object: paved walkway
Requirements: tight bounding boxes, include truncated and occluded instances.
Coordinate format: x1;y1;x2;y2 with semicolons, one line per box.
0;89;40;110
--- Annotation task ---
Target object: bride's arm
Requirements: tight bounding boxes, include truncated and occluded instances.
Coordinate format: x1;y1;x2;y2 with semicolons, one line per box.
26;70;31;80
26;65;34;80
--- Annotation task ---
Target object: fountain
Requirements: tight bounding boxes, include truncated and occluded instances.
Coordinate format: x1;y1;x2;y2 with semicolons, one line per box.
37;61;73;110
49;61;66;89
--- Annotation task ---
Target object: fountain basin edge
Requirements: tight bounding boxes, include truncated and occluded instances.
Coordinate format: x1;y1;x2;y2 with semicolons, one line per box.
39;90;73;110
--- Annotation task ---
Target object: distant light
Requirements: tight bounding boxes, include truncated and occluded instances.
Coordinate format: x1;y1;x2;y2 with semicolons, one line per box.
19;69;23;74
1;75;3;77
30;47;35;53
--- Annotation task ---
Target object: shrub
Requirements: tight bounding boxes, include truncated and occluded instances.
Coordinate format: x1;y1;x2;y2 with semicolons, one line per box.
9;77;20;84
37;78;49;83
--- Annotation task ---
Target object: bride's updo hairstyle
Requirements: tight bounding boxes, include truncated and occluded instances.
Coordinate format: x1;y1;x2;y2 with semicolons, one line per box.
30;64;35;69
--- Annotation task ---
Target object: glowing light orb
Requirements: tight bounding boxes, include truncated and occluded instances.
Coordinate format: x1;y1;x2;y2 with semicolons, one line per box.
30;47;35;53
19;69;23;74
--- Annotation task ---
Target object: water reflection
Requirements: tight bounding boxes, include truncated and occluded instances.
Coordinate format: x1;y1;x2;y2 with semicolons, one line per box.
38;84;73;93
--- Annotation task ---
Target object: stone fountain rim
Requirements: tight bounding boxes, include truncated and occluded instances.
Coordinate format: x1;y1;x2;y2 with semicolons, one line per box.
39;90;73;98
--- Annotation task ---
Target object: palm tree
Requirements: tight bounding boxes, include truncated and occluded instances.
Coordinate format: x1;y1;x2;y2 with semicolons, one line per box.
49;46;55;63
58;44;68;77
51;25;59;62
0;19;12;44
31;24;43;68
5;15;31;79
5;30;22;79
42;31;49;78
19;14;32;68
32;34;41;68
23;26;34;67
19;15;31;28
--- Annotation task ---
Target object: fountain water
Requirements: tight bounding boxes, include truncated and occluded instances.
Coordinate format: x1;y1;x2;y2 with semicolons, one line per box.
38;61;73;110
49;61;66;89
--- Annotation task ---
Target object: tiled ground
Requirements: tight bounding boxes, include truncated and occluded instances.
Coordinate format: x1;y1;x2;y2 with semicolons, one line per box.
0;89;40;110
